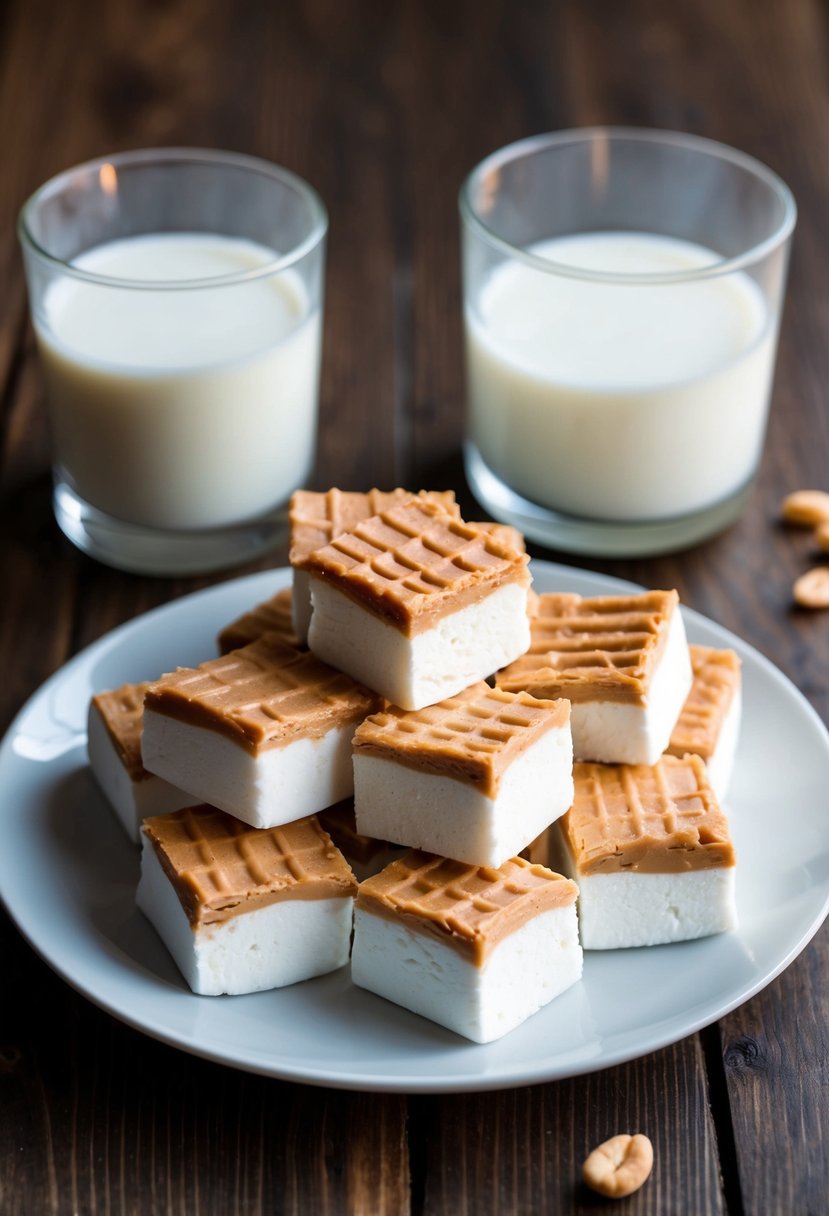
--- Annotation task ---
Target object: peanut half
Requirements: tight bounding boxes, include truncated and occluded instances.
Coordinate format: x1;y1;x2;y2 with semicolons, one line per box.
582;1133;654;1199
781;490;829;527
793;567;829;609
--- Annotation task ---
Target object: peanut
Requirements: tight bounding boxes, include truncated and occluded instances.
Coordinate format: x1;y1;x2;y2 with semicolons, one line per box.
793;567;829;609
582;1133;654;1199
781;490;829;527
814;521;829;552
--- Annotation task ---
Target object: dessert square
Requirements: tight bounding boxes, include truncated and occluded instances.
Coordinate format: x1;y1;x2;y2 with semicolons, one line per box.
496;590;692;764
289;487;457;643
304;498;532;710
138;806;357;995
88;682;193;843
353;682;573;866
217;586;299;654
317;799;405;881
141;634;379;829
351;851;582;1043
666;644;742;800
559;754;737;949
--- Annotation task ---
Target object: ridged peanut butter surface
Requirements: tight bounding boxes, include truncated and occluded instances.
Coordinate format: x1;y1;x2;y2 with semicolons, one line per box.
469;520;526;554
303;498;530;636
667;645;741;762
562;755;736;876
357;850;578;966
142;806;357;928
496;590;679;706
218;586;298;654
353;681;570;797
145;634;378;755
289;487;458;566
92;681;152;782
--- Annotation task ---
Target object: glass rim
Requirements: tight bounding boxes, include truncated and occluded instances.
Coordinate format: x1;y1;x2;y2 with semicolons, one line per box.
17;146;329;290
459;126;797;284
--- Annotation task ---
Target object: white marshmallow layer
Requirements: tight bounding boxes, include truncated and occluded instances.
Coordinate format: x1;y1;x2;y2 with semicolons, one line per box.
353;726;574;867
573;866;737;949
87;701;192;843
141;709;357;829
308;579;531;711
704;687;742;803
137;840;354;995
351;902;582;1043
571;606;693;765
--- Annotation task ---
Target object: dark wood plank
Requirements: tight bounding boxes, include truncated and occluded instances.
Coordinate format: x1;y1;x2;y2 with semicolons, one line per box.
0;912;410;1216
0;333;79;734
417;1040;725;1215
392;0;562;485
717;932;829;1216
2;0;829;1214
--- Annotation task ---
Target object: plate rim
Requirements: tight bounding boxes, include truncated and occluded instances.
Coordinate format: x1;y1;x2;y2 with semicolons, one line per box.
2;558;828;1093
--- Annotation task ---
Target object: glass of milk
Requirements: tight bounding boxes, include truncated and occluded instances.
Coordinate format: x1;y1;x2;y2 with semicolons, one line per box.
18;148;327;574
460;129;796;556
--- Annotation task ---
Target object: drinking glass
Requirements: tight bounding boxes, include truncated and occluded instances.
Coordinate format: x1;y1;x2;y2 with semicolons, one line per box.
460;128;796;556
19;148;327;575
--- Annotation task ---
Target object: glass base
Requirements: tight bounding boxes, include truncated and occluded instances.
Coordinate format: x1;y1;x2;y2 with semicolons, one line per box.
464;443;752;558
53;481;290;576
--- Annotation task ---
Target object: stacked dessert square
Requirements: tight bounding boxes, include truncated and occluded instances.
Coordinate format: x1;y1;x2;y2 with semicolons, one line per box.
87;486;742;1043
501;592;739;947
301;497;533;709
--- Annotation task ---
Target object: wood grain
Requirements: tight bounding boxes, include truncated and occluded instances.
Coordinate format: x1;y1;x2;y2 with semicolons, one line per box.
720;935;829;1215
418;1039;725;1215
1;1;829;1213
0;918;410;1215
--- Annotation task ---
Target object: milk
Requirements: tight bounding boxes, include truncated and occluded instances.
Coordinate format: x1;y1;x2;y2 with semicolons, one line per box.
465;232;777;521
35;233;321;531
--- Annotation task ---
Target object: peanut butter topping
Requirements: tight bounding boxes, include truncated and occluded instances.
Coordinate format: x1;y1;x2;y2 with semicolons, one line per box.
469;520;526;553
353;682;570;798
561;755;736;876
667;645;741;762
142;806;357;929
145;634;379;756
289;487;458;567
357;851;577;967
303;498;530;637
91;681;152;782
218;586;298;654
318;798;396;867
496;590;679;706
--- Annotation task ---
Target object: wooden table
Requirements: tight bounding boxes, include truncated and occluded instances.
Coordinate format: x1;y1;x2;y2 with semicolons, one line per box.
1;2;827;1211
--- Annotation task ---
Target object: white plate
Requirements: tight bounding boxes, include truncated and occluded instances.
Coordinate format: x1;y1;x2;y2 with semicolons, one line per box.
2;561;828;1093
